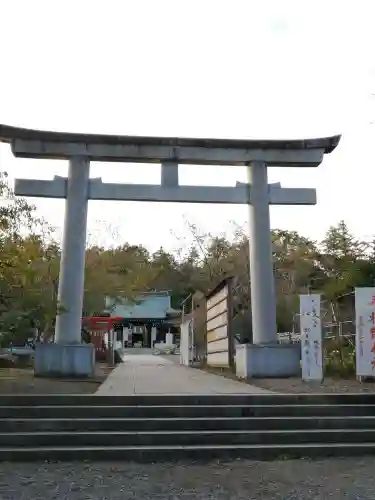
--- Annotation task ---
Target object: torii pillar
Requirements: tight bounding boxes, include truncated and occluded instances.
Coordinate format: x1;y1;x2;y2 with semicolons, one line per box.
0;123;340;377
55;157;90;345
247;161;277;345
241;161;295;377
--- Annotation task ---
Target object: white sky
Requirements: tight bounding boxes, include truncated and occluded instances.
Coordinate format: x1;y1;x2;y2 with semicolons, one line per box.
0;0;374;253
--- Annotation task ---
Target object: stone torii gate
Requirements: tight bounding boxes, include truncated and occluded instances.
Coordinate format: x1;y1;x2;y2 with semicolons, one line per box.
0;125;340;377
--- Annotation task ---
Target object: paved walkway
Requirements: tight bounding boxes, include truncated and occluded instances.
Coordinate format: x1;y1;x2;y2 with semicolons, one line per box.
96;351;270;395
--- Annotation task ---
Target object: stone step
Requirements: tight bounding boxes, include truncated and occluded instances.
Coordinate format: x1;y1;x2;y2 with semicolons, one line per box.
0;428;374;447
1;393;375;406
0;442;374;462
1;395;375;462
0;404;373;419
2;415;375;432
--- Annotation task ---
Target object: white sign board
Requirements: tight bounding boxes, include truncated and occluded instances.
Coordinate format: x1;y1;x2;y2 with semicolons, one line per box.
300;294;323;382
355;287;375;377
206;283;231;368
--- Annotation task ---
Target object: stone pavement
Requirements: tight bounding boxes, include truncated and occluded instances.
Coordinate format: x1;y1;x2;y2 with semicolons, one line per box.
96;351;270;395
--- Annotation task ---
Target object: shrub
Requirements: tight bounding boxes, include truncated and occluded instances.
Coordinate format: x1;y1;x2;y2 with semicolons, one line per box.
324;336;355;376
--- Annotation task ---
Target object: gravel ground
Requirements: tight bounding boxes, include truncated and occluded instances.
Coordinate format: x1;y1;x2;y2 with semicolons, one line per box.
250;376;375;394
199;365;375;394
1;458;375;499
0;363;113;394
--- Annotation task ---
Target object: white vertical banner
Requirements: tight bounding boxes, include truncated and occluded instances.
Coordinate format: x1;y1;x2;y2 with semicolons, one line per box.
355;287;375;377
300;294;323;382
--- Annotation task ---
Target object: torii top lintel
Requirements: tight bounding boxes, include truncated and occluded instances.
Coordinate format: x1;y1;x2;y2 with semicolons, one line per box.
0;124;341;166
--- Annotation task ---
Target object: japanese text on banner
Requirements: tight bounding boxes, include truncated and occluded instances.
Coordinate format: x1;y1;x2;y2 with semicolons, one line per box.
355;288;375;376
299;294;323;382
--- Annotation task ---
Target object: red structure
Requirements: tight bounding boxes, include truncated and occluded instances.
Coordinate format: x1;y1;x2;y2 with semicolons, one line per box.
82;316;123;361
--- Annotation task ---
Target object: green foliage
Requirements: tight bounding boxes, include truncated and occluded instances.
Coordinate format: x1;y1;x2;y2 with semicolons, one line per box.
324;337;356;377
320;220;372;299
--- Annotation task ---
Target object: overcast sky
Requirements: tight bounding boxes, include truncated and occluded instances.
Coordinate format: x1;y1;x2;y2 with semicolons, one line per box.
0;0;374;252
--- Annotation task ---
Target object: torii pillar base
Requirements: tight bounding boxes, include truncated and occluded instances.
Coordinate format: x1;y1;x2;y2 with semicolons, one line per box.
34;343;95;378
236;344;300;379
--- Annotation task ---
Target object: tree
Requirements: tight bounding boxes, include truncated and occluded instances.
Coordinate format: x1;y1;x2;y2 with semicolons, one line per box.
0;171;58;344
83;243;154;315
320;221;368;299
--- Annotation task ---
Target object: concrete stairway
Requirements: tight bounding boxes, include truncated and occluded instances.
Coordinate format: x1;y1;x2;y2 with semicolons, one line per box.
1;394;375;461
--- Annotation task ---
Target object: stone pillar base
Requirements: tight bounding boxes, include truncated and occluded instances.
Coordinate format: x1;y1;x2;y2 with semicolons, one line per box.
34;343;95;378
236;343;300;378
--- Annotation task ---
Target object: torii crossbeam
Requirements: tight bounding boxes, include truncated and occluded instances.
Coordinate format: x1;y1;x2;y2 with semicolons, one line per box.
0;124;340;377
